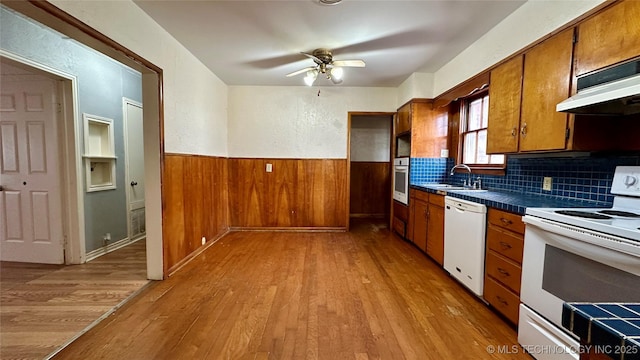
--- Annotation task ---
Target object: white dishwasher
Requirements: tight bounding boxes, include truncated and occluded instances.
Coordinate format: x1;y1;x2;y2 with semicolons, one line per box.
443;196;487;297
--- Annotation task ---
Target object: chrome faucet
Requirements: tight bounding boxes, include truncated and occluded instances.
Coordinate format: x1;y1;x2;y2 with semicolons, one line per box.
450;164;472;187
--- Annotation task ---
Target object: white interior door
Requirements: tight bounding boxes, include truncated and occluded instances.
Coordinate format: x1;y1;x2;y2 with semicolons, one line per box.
0;77;65;264
124;99;145;240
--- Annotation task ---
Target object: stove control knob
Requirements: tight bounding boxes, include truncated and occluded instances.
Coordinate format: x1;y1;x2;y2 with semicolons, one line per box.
624;175;638;187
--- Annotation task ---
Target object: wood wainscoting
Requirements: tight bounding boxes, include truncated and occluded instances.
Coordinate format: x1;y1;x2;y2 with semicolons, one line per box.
228;158;348;229
349;161;390;218
163;154;229;274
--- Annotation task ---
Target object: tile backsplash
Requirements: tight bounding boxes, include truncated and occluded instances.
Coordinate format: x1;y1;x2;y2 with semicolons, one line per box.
410;154;640;206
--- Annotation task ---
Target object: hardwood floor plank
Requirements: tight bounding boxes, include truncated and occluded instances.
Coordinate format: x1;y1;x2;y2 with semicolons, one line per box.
0;240;148;360
51;221;530;359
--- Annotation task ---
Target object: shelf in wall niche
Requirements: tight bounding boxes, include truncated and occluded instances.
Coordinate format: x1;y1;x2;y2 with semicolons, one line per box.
82;155;117;159
83;113;116;192
85;158;116;192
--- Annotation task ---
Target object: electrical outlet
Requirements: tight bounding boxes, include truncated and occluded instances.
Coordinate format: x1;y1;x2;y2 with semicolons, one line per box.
201;236;206;246
543;177;553;191
102;233;111;246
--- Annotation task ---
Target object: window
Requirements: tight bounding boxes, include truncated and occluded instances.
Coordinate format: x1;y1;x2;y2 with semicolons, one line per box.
460;93;504;168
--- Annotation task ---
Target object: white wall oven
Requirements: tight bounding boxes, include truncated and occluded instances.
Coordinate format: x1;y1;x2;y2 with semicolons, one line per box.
393;157;409;205
518;166;640;360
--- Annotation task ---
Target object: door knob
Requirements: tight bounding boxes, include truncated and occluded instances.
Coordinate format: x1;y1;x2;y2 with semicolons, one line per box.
130;181;138;186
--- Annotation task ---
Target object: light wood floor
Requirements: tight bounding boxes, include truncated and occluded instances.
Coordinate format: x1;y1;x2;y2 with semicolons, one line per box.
0;240;148;360
52;220;530;360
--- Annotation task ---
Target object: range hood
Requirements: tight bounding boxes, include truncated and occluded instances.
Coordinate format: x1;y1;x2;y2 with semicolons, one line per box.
557;59;640;115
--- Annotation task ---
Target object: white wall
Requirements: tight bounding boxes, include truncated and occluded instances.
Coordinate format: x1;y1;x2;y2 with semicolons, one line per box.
396;72;435;107
433;0;606;96
228;86;397;159
350;116;391;162
49;0;229;157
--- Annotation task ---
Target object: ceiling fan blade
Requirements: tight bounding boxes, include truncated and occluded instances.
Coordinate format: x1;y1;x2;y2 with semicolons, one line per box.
301;52;323;64
332;59;366;67
286;66;317;77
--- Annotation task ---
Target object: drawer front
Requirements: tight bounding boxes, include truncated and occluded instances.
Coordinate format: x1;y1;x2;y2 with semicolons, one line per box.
488;208;525;234
428;193;445;207
392;216;406;237
484;276;520;325
485;251;522;294
486;225;524;264
393;201;409;221
412;189;429;203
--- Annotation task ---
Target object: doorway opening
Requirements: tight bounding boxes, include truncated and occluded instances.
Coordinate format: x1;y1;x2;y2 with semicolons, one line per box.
0;1;164;279
347;113;394;230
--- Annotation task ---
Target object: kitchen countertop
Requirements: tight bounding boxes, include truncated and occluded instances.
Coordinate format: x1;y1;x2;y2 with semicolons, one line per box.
411;183;606;215
562;302;640;360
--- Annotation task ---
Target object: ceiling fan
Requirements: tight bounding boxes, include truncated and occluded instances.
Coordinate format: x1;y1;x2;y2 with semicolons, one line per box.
286;48;365;86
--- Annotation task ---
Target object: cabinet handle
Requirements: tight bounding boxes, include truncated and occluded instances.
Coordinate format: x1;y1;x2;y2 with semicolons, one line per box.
496;295;509;306
497;267;510;277
424;209;428;219
511;127;517;137
500;218;513;226
520;123;527;137
499;241;512;250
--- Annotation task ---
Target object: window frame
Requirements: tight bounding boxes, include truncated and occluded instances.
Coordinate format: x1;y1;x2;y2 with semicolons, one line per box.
457;90;506;175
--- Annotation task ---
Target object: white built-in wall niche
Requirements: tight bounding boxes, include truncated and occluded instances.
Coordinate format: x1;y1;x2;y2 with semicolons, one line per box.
83;113;116;192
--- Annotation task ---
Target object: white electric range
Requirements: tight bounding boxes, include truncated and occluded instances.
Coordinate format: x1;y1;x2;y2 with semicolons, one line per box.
518;166;640;360
525;166;640;243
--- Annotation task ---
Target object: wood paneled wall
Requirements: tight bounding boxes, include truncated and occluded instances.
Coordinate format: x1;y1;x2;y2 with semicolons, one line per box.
163;154;229;274
349;161;390;217
228;158;348;229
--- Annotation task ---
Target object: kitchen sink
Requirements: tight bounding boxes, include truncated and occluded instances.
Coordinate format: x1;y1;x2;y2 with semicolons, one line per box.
428;184;466;190
427;184;488;191
450;188;489;193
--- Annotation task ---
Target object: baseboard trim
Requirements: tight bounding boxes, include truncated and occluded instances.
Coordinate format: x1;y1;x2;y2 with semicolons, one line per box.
167;229;230;277
85;236;145;262
229;227;347;232
349;213;386;219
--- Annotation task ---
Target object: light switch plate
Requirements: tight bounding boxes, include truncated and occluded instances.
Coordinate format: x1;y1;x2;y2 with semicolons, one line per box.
543;177;553;191
266;163;273;173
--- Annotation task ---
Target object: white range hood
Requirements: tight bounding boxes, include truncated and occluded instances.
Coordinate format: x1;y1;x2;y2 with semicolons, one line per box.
557;59;640;115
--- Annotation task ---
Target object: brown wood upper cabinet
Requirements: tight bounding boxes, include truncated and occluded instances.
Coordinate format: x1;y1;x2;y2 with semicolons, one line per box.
395;102;412;135
487;55;523;154
574;0;640;77
411;101;449;159
487;28;573;154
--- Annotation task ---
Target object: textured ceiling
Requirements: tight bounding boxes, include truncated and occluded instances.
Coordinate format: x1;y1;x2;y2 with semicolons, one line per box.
134;0;526;87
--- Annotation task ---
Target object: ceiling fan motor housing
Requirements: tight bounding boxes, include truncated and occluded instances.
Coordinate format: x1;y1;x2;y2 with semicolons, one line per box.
312;48;333;65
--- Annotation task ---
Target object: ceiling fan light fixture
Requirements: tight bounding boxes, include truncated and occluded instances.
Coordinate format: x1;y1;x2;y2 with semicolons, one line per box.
318;0;342;5
330;67;343;80
304;70;318;86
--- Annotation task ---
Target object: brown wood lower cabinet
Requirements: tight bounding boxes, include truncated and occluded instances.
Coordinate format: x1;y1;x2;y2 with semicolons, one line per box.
425;194;444;265
392;200;409;237
484;208;525;325
484;276;521;324
409;189;445;265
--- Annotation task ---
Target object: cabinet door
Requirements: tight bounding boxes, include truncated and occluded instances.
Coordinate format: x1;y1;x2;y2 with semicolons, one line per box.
411;101;447;158
426;204;444;265
487;55;523;154
412;200;428;252
395;103;411;135
575;0;640;76
519;28;573;152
